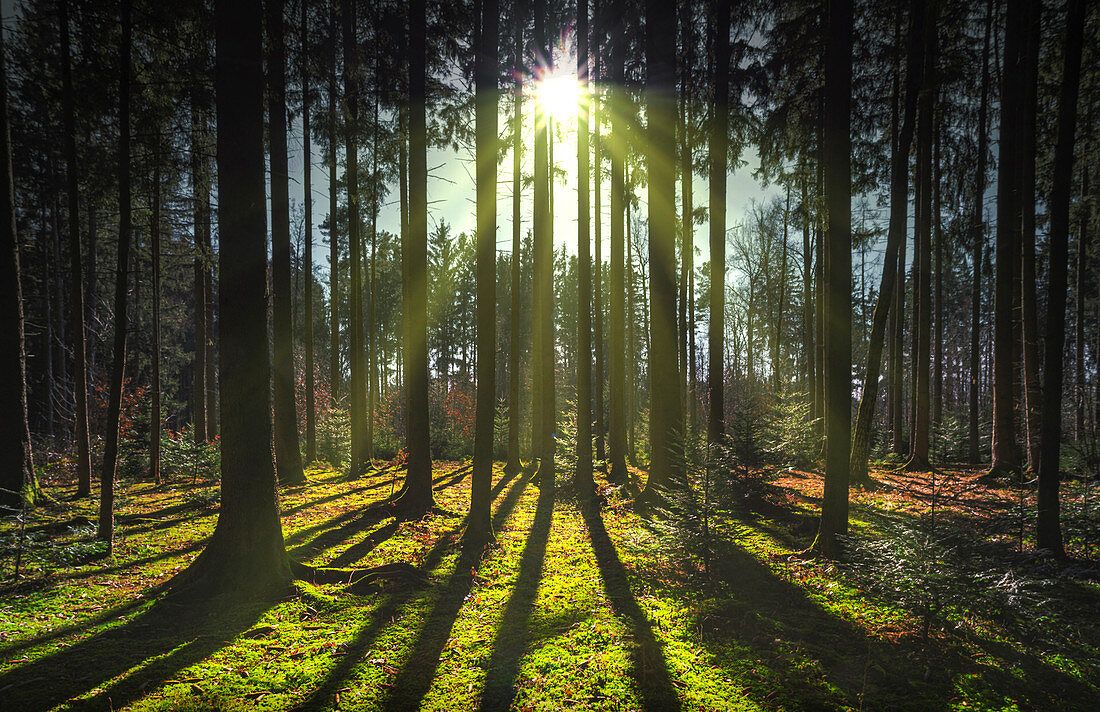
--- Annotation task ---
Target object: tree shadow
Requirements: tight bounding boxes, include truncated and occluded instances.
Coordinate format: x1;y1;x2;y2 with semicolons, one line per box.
294;470;535;712
476;484;556;711
582;503;683;712
326;521;401;568
0;588;270;711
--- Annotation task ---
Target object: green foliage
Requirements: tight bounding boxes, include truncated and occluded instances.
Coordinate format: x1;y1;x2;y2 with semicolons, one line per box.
318;402;351;468
159;427;220;480
759;392;822;468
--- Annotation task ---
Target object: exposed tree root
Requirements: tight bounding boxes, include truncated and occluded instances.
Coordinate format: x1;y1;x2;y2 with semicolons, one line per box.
289;560;427;594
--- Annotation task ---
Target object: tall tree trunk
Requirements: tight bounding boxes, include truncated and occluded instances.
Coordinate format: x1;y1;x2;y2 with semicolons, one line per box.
990;0;1024;477
906;0;935;471
708;0;730;445
774;182;789;392
1037;0;1084;559
679;3;693;424
0;19;37;511
593;3;607;464
626;196;636;465
268;0;307;486
203;107;217;439
302;0;316;464
397;0;434;518
533;0;555;487
641;0;681;495
59;0;91;497
325;1;338;411
343;0;366;480
802;169;813;398
174;0;291;596
470;0;498;543
576;0;594;495
505;8;523;475
606;0;627;483
1075;164;1089;441
98;0;133;551
969;0;992;463
813;0;852;557
932;107;943;426
191;94;208;443
150;150;162;485
850;0;922;486
367;20;381;466
1019;0;1041;474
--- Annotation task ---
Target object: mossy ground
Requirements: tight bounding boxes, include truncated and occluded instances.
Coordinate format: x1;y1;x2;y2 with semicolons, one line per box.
1;460;1097;711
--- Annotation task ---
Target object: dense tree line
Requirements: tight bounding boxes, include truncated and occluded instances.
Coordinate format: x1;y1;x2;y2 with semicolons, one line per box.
0;0;1096;592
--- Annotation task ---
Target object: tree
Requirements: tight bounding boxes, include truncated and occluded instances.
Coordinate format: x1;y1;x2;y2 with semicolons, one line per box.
969;0;992;464
533;0;555;487
328;1;340;410
267;0;306;487
504;5;523;477
469;0;498;545
990;0;1024;478
191;89;209;444
641;0;681;496
708;0;730;445
59;0;92;498
98;0;133;552
1037;0;1085;559
395;0;434;519
593;0;606;465
0;17;37;511
1018;0;1041;474
174;0;292;597
576;0;594;495
812;0;852;557
302;0;317;464
150;147;162;485
343;0;366;480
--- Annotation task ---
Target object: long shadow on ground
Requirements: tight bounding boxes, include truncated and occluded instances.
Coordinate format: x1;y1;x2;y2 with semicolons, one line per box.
475;483;556;711
294;469;535;712
582;502;683;712
0;589;269;711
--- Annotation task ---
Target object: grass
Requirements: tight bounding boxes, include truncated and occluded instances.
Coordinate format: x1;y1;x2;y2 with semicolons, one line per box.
1;457;1098;711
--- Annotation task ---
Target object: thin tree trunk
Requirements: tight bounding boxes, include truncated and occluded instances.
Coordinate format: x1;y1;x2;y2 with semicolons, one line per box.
343;0;366;480
328;3;340;409
150;149;162;485
533;0;555;487
607;0;627;482
708;0;729;445
970;0;992;463
1019;0;1041;474
191;94;208;443
59;0;91;497
0;19;37;510
268;0;306;486
1037;0;1084;558
505;7;523;475
98;0;132;552
576;0;594;495
1075;164;1089;441
302;0;316;464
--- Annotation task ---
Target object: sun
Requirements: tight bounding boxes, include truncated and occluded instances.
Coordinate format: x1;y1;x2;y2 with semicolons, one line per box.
534;70;584;124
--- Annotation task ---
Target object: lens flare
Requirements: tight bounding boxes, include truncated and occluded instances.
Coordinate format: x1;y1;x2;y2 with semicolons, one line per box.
534;71;584;123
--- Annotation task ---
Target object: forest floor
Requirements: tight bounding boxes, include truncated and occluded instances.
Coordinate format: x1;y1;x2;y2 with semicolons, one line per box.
1;457;1099;711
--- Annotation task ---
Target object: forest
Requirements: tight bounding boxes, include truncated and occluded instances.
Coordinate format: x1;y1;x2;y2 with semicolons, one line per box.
0;0;1098;709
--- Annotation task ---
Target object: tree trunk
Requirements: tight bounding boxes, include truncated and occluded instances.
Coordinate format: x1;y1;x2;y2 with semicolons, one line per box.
1037;0;1084;559
505;7;523;476
396;0;434;518
0;19;37;511
191;94;208;444
150;150;162;485
802;169;813;398
533;0;555;487
302;0;316;464
708;0;730;445
328;3;340;410
1075;164;1089;441
174;0;292;596
98;0;133;552
813;0;852;558
641;0;681;496
851;0;922;486
970;0;992;463
990;0;1024;477
268;0;307;487
679;4;693;425
59;0;92;497
593;4;607;464
367;23;381;466
576;0;594;495
606;0;628;483
470;0;498;543
1019;0;1041;474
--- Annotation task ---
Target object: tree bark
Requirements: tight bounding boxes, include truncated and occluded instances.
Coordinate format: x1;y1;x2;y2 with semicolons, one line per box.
505;7;523;476
1037;0;1084;559
533;0;555;487
191;92;208;444
969;0;992;463
59;0;92;497
302;0;316;464
328;3;340;410
150;150;162;485
576;0;594;496
98;0;133;552
268;0;307;487
593;3;607;464
708;0;730;446
343;0;366;481
1019;0;1041;474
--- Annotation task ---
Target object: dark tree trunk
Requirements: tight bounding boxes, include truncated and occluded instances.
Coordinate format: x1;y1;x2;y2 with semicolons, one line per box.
708;0;730;445
593;1;607;464
970;0;992;463
191;93;208;444
1075;164;1089;441
679;3;694;424
150;151;162;485
576;0;594;496
328;5;340;409
1037;0;1084;559
813;0;852;557
802;169;813;399
367;22;380;466
533;0;555;487
302;0;316;464
396;0;434;518
343;0;365;480
991;0;1024;477
98;0;133;551
174;0;292;597
0;20;37;511
642;0;681;496
607;0;627;483
59;0;92;497
1019;0;1041;474
469;0;499;543
267;0;306;486
505;7;523;476
850;0;922;486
